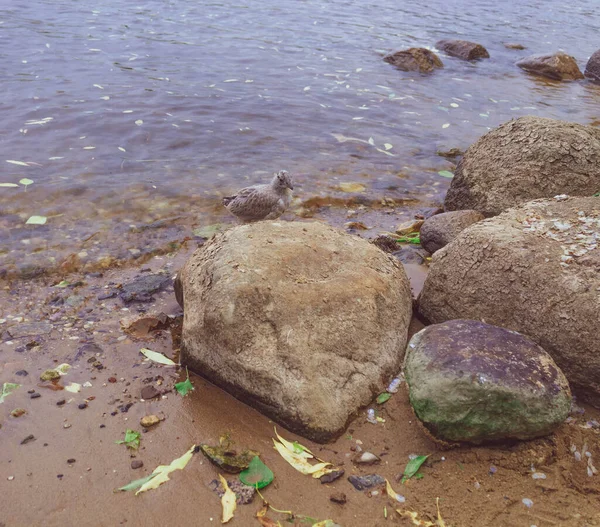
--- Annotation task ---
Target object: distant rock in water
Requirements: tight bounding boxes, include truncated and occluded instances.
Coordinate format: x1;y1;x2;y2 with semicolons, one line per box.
420;210;484;254
383;48;443;73
504;42;526;50
445;116;600;216
404;319;572;444
584;50;600;82
516;52;583;80
435;39;489;60
418;196;600;407
178;221;413;442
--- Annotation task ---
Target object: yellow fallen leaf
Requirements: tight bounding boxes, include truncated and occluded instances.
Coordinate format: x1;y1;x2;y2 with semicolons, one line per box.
273;439;333;478
274;428;313;458
136;444;195;494
396;498;447;526
385;479;405;503
436;498;446;527
256;504;280;527
219;474;236;523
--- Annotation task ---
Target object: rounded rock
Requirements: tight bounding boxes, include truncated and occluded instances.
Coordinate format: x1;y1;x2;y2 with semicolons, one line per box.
420;210;484;254
516;52;584;80
404;319;572;443
436;39;489;60
584;49;600;82
179;221;413;442
383;48;443;73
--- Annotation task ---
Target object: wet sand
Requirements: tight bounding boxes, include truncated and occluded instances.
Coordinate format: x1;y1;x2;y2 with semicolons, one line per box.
1;247;599;527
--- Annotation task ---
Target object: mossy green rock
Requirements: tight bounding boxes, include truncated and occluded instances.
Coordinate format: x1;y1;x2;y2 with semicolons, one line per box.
40;369;61;382
404;320;571;444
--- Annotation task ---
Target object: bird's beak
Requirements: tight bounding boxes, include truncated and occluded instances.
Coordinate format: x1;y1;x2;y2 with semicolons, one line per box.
288;183;294;190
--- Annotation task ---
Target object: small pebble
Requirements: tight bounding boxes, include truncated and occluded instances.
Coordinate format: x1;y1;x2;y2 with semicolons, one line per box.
330;492;347;504
15;370;28;376
131;460;144;469
78;403;88;410
99;424;106;428
522;498;534;508
27;389;35;394
67;458;76;464
8;476;14;481
57;474;64;479
30;393;41;399
56;399;66;406
532;472;546;480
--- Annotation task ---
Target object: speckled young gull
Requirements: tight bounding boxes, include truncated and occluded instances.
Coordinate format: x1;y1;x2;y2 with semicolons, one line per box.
222;170;294;222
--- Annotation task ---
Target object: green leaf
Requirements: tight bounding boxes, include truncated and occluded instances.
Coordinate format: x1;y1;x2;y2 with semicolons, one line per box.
395;233;420;244
26;215;47;225
117;473;157;492
239;456;274;489
292;441;308;454
0;382;20;404
193;223;224;239
438;170;454;178
116;429;141;450
401;455;429;483
54;280;70;288
19;178;34;187
593;191;600;197
175;367;194;396
376;392;392;404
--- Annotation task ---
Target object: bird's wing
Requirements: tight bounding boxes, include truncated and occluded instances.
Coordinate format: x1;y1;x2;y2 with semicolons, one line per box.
225;185;280;220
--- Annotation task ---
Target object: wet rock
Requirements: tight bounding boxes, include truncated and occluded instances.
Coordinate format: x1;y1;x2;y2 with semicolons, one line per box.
6;322;53;339
437;147;464;159
67;458;76;464
123;313;170;339
97;291;117;300
174;271;184;309
445;117;600;216
119;274;171;303
131;460;144;469
30;392;41;399
208;478;256;505
383;48;443;73
418;197;600;405
65;295;85;307
21;434;36;445
140;385;160;400
118;403;134;413
371;235;402;253
348;474;385;491
420;210;484;254
504;42;526;50
74;342;103;361
108;377;117;383
40;369;61;382
516;52;584;80
179;221;413;442
56;399;66;406
330;492;347;504
140;415;160;428
354;452;380;465
395;219;424;236
78;403;88;410
392;245;426;265
436;39;489;60
200;435;259;473
15;370;28;376
320;469;345;484
11;408;26;418
584;50;600;82
404;320;572;443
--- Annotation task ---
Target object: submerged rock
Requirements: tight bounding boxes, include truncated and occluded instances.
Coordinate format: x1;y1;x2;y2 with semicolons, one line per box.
420;210;484;254
6;322;52;339
119;274;171;303
179;221;412;442
504;42;526;50
404;320;571;443
436;39;489;60
584;50;600;82
516;52;584;80
383;48;443;73
445;116;600;216
418;197;600;406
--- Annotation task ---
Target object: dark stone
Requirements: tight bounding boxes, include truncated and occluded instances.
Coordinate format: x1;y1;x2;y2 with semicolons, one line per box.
437;148;464;159
404;320;572;443
174;271;184;309
383;48;443;73
67;458;76;464
78;403;88;410
21;434;36;445
330;492;347;504
15;370;28;376
97;292;117;300
392;246;426;265
504;43;526;50
347;474;385;491
140;385;160;400
74;342;103;361
584;50;600;82
420;210;484;254
7;322;53;339
131;460;144;469
30;392;41;399
371;235;402;254
516;52;584;81
208;478;256;505
119;274;171;303
118;403;134;413
56;399;66;406
436;39;489;60
320;469;345;484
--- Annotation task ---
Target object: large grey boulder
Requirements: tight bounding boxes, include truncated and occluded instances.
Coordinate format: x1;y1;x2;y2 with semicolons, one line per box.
418;196;600;406
383;48;443;73
404;320;571;444
516;52;584;81
445;116;600;216
584;50;600;82
178;221;413;442
420;210;484;254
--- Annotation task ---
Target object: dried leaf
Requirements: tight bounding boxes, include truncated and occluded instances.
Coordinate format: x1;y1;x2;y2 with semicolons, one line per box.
219;474;237;523
256;503;280;527
135;444;196;494
339;182;366;193
385;479;406;503
6;160;29;166
273;438;333;478
140;348;177;366
0;183;19;187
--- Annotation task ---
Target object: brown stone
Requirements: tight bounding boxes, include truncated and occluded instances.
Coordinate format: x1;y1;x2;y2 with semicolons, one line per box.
584;50;600;82
330;492;347;504
179;221;413;442
445;116;600;216
140;415;160;428
131;460;144;469
504;43;526;50
420;210;484;254
140;385;160;400
436;39;489;60
516;52;584;81
383;48;443;73
418;196;600;406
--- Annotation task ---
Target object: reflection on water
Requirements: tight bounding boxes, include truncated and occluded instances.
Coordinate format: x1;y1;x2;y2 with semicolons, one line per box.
1;0;599;276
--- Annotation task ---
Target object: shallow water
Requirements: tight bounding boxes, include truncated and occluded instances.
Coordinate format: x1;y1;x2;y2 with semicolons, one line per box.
1;0;599;276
